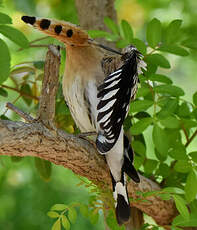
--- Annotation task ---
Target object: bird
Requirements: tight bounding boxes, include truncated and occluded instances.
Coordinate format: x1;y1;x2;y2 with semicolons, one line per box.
21;15;146;225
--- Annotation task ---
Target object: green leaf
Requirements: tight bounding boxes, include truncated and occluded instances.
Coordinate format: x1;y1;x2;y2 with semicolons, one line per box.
152;124;169;156
185;169;197;203
134;155;144;169
88;30;110;38
104;17;119;35
61;216;70;230
163;187;185;194
52;219;61;230
144;159;158;174
116;39;129;48
0;12;12;24
165;20;182;44
148;74;172;84
51;204;68;211
0;88;8;97
146;18;162;48
132;38;147;55
90;212;99;225
79;204;89;218
160;116;180;129
193;108;197;120
192;92;197;106
132;140;146;156
130;100;153;113
154;85;184;97
157;163;170;178
0;115;9;120
136;87;150;98
35;158;52;181
172;195;190;220
47;211;60;218
130;117;153;135
168;144;187;160
0;25;29;48
120;20;133;43
155;148;167;162
158;193;171;200
189;151;197;163
173;214;197;227
20;84;32;106
88;30;118;41
33;61;45;69
157;98;178;118
68;207;77;224
146;54;170;68
181;119;197;129
182;38;197;50
0;38;10;84
178;102;190;117
174;160;191;173
159;45;189;56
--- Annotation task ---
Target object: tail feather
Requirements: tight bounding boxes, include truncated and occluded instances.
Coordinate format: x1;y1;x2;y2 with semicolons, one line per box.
123;156;140;183
123;135;140;183
109;135;140;225
110;172;130;225
114;181;130;225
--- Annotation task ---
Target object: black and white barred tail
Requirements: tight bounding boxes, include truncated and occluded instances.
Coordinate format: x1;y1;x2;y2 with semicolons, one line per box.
111;171;130;225
111;135;140;225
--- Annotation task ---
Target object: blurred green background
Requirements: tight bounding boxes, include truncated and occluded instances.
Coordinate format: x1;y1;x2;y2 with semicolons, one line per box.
0;0;196;229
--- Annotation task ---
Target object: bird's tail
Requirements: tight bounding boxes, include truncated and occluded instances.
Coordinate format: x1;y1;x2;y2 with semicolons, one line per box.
109;135;140;225
110;171;131;225
123;135;140;183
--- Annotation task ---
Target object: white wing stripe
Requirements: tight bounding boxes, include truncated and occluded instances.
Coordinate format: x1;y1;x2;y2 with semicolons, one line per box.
98;99;116;113
104;78;121;89
98;109;113;123
105;72;121;83
101;88;119;101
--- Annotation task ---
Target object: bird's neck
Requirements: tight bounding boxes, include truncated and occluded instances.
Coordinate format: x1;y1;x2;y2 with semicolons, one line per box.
64;45;103;86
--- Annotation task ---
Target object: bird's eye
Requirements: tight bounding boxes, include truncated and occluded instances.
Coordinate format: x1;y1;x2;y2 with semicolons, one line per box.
66;29;73;37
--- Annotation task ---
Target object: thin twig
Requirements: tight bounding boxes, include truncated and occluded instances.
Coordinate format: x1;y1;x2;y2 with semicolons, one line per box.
3;94;21;116
1;85;39;101
29;44;49;48
181;123;189;142
30;36;49;44
6;102;34;122
185;129;197;148
18;36;50;51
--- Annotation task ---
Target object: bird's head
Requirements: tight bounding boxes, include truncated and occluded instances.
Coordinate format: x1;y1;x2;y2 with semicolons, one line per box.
21;16;90;47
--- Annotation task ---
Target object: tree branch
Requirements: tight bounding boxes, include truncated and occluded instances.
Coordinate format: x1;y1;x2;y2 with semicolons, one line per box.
75;0;117;48
0;119;177;226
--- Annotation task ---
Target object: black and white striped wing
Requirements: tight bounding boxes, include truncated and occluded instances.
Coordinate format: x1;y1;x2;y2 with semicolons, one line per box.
96;53;138;153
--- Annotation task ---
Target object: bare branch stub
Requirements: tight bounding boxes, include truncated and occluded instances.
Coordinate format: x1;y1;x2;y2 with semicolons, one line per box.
37;45;61;127
6;102;34;123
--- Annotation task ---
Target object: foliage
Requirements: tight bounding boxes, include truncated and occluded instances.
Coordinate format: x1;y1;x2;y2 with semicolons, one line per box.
0;1;197;230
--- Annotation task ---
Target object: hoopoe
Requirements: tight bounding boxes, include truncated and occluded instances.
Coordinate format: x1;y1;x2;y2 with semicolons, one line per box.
21;15;146;225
